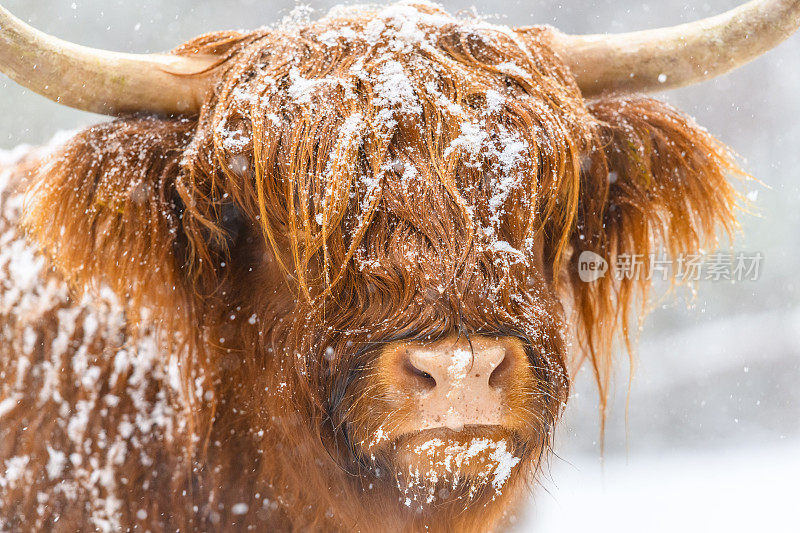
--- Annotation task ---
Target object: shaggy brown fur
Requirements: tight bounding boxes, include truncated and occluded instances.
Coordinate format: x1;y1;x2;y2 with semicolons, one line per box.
1;2;739;531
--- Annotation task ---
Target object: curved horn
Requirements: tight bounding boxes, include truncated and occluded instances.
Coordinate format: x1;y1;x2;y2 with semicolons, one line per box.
0;5;218;115
537;0;800;96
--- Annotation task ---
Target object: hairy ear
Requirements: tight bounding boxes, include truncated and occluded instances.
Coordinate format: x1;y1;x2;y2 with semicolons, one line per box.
25;117;217;314
568;95;741;406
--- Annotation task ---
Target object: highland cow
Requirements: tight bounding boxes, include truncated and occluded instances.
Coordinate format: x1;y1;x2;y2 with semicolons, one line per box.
1;1;798;531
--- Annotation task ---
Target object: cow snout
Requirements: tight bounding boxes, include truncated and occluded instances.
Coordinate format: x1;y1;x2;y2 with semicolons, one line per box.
386;336;528;432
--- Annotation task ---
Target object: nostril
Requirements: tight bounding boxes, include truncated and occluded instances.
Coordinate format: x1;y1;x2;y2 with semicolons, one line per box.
488;354;510;389
405;360;437;391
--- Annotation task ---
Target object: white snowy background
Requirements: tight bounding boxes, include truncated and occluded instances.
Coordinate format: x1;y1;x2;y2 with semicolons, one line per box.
1;1;798;531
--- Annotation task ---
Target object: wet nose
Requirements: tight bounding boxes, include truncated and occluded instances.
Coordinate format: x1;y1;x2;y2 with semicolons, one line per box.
407;341;506;392
398;336;524;431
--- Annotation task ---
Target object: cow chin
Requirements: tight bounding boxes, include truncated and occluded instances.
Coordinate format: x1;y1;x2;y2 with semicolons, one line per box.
364;426;532;508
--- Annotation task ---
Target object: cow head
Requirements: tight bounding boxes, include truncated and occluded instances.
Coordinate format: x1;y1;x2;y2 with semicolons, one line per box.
3;0;795;528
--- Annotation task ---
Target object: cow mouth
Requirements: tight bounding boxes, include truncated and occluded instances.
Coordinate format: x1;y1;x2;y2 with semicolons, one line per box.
369;425;530;506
